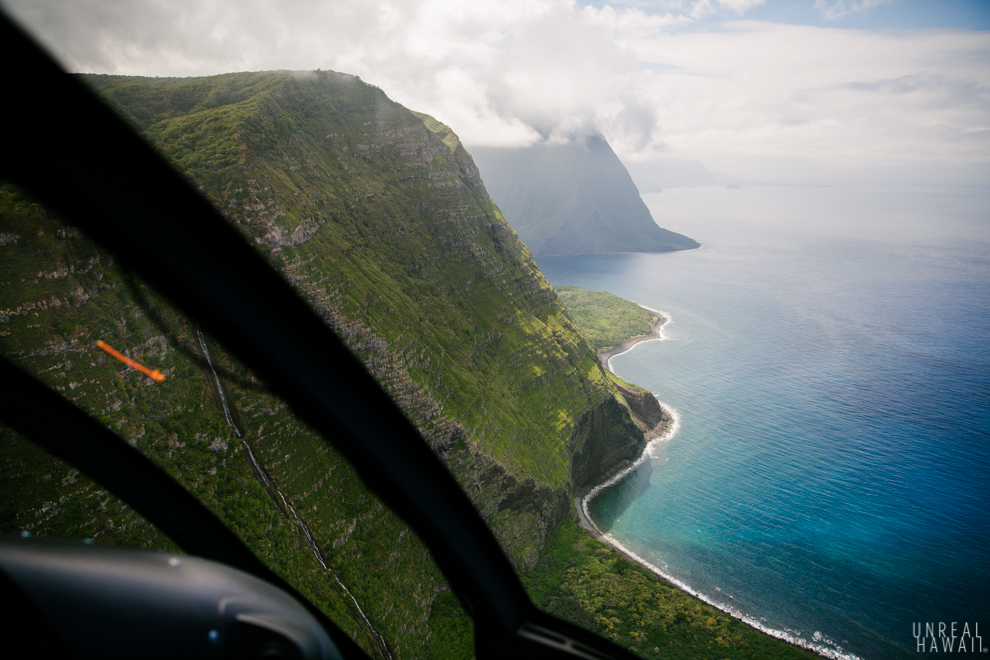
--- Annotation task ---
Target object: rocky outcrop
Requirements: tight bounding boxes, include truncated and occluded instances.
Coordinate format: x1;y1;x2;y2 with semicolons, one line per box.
570;395;645;495
613;380;668;432
456;450;571;571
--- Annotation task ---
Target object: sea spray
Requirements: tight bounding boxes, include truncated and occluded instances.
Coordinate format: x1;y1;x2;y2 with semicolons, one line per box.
585;309;679;536
581;396;863;660
581;399;679;540
593;531;863;660
540;185;990;660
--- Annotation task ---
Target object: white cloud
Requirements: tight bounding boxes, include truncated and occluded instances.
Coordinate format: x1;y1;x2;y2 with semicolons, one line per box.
2;0;987;183
582;5;692;40
615;20;990;179
813;0;893;21
591;0;765;15
717;0;767;13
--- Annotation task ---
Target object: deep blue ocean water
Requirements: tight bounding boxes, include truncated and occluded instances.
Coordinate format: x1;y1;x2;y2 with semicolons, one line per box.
536;185;990;660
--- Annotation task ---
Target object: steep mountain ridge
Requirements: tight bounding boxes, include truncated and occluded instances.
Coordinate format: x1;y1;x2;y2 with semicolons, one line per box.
2;70;645;657
471;137;700;256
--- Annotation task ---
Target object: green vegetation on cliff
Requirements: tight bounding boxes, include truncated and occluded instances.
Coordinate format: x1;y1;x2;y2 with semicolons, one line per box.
524;520;817;660
1;70;643;658
75;69;647;556
0;188;377;649
553;286;670;433
530;289;813;659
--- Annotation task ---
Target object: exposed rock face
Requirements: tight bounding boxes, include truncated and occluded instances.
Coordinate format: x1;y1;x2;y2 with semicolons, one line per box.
471;136;699;256
613;380;668;431
456;450;572;571
570;395;645;494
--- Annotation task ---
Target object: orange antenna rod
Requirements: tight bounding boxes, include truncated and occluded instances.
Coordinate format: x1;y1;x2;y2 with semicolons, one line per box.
96;340;166;382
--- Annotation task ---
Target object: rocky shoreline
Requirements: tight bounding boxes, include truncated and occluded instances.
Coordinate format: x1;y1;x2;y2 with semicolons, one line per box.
574;409;675;543
578;309;676;540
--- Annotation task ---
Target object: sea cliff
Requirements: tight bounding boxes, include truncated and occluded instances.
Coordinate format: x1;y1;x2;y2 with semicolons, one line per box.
472;138;700;256
538;288;817;660
1;70;646;657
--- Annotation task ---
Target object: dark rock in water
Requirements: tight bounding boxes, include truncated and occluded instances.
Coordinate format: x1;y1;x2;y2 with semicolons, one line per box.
471;136;699;256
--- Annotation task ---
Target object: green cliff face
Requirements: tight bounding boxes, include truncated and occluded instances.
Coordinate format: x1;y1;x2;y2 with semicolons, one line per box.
470;137;700;256
1;70;645;657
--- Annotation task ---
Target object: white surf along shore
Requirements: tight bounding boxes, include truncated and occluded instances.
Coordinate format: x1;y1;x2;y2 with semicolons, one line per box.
580;303;679;541
579;306;863;660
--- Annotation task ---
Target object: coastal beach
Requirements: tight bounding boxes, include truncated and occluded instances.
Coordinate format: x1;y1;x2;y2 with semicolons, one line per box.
596;308;669;369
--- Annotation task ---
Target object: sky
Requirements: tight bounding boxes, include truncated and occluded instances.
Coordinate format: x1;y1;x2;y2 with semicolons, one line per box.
3;0;989;185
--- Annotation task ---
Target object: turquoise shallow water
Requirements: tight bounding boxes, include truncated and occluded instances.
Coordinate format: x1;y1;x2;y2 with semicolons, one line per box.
536;185;990;660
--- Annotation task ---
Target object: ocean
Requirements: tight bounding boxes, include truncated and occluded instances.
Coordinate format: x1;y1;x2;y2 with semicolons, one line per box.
535;185;990;660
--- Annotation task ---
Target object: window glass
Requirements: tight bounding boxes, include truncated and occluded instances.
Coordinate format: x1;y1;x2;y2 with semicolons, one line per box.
0;425;178;551
0;182;473;659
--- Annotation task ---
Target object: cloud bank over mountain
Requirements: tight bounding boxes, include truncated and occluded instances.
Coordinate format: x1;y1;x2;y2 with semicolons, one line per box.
4;0;988;184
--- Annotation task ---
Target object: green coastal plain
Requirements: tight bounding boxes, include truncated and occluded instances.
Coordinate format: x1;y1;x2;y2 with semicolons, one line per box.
1;70;814;660
555;286;657;353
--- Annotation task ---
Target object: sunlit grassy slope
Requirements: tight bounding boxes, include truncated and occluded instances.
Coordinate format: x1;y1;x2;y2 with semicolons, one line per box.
555;286;657;353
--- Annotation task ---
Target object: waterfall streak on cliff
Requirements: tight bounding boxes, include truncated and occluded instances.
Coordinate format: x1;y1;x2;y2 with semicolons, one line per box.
194;327;241;437
193;326;391;658
239;441;392;659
